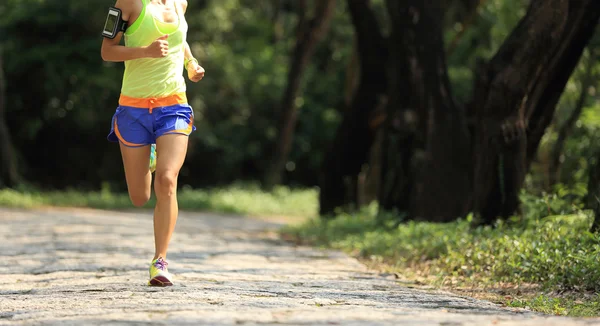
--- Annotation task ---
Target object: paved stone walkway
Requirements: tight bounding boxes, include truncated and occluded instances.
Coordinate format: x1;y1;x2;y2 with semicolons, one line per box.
1;207;600;325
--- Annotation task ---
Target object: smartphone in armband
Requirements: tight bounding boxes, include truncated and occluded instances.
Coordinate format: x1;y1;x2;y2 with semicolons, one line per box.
102;7;128;39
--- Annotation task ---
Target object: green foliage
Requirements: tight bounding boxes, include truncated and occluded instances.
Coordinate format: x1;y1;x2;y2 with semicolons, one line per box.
0;184;318;217
520;183;587;221
185;0;291;181
2;0;131;188
181;0;352;185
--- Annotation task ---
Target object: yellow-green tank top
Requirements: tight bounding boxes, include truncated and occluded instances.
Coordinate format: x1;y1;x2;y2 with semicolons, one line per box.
121;0;188;99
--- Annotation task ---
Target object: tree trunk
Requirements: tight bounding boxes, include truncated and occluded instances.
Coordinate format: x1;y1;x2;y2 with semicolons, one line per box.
319;0;387;216
472;0;569;222
525;1;600;167
263;0;336;189
343;36;359;109
379;0;472;222
0;47;19;187
358;126;384;207
548;51;596;187
471;0;600;224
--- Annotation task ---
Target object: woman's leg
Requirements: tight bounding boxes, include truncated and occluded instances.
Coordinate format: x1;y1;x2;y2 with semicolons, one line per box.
119;144;152;207
152;133;189;260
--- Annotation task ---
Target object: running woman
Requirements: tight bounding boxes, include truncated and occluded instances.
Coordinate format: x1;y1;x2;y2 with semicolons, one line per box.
100;0;204;286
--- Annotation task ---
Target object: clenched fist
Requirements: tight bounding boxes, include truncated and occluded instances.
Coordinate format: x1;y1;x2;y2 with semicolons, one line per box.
187;60;205;82
145;35;169;58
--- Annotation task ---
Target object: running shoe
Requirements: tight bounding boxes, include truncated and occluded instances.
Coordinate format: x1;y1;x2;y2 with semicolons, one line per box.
148;257;173;287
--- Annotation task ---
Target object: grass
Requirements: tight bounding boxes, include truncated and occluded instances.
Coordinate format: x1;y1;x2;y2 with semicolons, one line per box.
506;294;600;316
281;203;600;317
0;183;318;218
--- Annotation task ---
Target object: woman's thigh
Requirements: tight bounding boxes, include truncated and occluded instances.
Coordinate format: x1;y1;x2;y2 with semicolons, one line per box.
155;134;189;175
119;143;152;204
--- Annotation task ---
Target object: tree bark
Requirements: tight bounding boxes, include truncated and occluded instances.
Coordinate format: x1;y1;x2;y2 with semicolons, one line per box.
264;0;336;189
318;0;388;216
0;47;19;187
343;36;359;109
470;0;566;223
471;0;600;224
379;0;472;222
525;1;600;168
548;51;596;187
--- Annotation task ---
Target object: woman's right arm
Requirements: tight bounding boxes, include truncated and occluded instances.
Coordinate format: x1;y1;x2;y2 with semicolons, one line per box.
101;0;169;62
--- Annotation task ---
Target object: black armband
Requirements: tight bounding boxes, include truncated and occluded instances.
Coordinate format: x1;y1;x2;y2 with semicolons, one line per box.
102;7;128;39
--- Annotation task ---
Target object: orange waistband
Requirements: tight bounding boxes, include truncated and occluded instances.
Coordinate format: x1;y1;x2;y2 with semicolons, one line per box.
119;93;188;112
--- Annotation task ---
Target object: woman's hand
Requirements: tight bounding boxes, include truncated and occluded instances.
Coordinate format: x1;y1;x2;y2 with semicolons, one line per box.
187;61;205;82
144;35;170;58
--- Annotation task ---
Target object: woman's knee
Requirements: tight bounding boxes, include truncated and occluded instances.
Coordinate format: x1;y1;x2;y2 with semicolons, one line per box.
130;192;151;207
154;170;179;197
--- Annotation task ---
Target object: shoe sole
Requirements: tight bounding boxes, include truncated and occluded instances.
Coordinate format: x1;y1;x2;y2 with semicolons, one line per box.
149;276;173;287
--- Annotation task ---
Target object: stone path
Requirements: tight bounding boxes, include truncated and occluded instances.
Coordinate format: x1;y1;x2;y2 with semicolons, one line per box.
1;207;600;325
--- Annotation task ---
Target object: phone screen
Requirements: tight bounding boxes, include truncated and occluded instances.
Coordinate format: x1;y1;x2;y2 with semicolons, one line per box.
103;12;118;34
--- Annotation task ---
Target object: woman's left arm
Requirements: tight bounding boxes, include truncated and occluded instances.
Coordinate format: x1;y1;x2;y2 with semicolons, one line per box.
180;0;205;82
